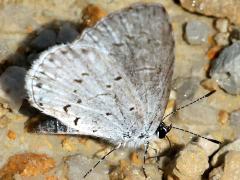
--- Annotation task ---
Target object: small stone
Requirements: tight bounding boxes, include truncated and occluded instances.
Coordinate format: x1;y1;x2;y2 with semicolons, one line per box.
0;153;55;178
109;160;144;180
221;151;240;180
130;152;142;166
177;96;219;126
218;110;229;125
215;18;229;33
214;32;230;46
7;130;16;140
180;0;240;25
209;166;224;180
31;29;57;50
230;109;240;126
143;164;163;179
201;79;219;91
229;109;240;136
211;138;240;166
172;76;200;105
172;144;209;179
147;139;170;158
56;23;79;44
82;4;107;27
61;137;79;152
184;21;209;45
210;41;240;95
66;154;109;180
207;46;222;60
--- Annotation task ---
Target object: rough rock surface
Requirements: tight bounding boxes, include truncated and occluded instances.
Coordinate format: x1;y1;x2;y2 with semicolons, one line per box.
0;0;239;179
180;0;240;25
210;42;240;95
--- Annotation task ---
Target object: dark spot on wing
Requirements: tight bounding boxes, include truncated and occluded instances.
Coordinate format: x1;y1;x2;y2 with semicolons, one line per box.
74;79;83;83
106;112;112;116
129;107;134;111
77;99;82;104
39;103;43;106
114;76;122;81
112;43;124;47
73;90;77;93
138;133;145;139
36;83;42;88
81;49;89;54
93;130;97;133
74;117;80;126
106;85;111;88
63;104;71;113
82;72;89;76
48;58;54;62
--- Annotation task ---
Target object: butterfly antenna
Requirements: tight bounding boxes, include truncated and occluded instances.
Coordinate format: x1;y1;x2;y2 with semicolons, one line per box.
162;90;216;121
172;125;221;144
162;90;221;145
83;143;121;178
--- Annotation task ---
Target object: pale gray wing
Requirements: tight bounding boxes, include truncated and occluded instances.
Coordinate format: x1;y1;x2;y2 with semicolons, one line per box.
26;3;174;144
76;3;174;133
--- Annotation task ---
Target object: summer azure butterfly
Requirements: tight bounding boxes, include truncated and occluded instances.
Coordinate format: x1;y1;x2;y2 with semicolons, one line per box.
25;3;217;178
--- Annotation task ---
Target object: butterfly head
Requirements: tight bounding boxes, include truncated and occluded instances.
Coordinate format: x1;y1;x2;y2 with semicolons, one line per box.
156;122;172;139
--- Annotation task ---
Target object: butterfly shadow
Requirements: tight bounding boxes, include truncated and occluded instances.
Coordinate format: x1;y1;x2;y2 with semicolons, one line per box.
0;18;92;133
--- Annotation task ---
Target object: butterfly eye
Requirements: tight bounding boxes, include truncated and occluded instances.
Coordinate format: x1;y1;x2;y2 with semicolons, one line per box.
156;122;172;139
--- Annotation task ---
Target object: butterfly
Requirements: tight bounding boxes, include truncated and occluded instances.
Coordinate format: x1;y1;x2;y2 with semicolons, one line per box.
26;3;176;178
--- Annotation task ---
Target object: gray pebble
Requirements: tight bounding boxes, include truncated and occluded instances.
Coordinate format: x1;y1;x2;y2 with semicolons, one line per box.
31;29;57;50
184;21;209;45
172;76;200;104
56;23;79;43
210;42;240;95
230;109;240;126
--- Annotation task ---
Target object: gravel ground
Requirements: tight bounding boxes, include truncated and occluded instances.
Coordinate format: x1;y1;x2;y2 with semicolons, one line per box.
0;0;239;179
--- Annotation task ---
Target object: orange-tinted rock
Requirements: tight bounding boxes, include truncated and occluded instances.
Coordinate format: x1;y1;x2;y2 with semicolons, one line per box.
7;130;16;140
82;4;107;27
0;153;55;179
207;46;222;60
130;152;142;166
218;110;229;125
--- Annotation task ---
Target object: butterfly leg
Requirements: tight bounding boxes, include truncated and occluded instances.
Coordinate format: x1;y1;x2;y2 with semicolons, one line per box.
147;136;172;173
83;143;122;178
142;141;150;178
146;144;164;172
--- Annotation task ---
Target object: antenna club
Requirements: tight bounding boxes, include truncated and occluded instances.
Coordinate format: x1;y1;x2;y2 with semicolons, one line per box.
205;90;216;97
172;126;221;145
